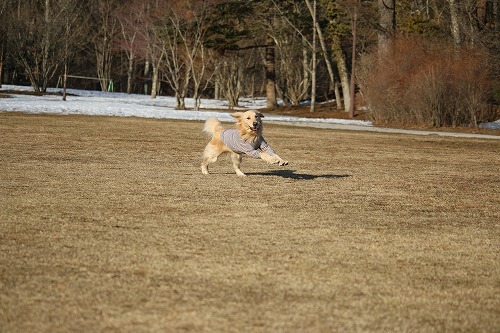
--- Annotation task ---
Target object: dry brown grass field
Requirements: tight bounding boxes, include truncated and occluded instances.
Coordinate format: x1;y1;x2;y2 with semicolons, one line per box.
0;112;498;333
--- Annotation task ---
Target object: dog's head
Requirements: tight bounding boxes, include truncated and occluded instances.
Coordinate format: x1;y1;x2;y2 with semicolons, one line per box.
230;110;264;140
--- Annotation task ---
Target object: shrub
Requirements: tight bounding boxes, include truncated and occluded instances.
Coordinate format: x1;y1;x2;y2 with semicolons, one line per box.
357;38;496;127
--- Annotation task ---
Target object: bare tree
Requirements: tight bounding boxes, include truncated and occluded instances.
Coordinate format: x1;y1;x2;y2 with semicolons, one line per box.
448;0;463;47
159;8;191;109
309;0;317;112
164;0;215;110
138;1;165;99
0;42;3;88
0;0;8;88
306;0;342;110
274;30;310;106
177;0;216;110
325;0;354;112
8;0;66;92
349;0;359;118
267;0;350;112
264;36;278;109
90;0;118;92
216;54;243;109
378;0;396;56
270;0;316;109
115;0;144;94
331;35;351;112
61;0;88;100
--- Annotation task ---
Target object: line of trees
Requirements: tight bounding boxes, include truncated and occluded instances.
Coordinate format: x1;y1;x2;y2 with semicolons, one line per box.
0;0;498;118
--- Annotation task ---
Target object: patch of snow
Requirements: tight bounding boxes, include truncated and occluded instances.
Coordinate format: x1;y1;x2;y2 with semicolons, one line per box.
0;85;373;127
1;85;498;133
480;120;500;130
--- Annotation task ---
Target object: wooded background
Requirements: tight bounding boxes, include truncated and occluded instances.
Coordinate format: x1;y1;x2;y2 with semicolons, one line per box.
0;0;498;126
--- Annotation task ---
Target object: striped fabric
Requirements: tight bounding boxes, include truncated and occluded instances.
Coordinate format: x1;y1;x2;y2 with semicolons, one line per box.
220;129;276;159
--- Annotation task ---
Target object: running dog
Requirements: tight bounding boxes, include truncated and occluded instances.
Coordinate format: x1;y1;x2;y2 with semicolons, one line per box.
201;110;288;176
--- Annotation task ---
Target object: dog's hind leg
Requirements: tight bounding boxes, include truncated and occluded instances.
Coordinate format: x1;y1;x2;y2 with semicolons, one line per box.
201;144;220;175
230;152;246;177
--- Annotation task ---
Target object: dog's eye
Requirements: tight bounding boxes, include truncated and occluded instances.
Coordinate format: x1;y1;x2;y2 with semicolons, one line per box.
247;117;251;120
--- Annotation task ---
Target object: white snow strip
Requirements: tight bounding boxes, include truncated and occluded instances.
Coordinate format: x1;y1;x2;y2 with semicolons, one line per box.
1;85;499;137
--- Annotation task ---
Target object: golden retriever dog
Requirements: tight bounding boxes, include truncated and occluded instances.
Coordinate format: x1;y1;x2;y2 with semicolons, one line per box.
201;110;288;176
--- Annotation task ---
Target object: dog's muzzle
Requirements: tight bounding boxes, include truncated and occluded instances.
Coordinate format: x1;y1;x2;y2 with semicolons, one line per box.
251;121;260;131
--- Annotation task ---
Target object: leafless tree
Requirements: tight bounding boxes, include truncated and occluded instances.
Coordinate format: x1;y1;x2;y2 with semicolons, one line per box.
349;0;359;118
274;28;310;106
159;9;190;109
378;0;396;56
275;0;348;110
308;0;317;112
179;1;217;110
306;0;342;110
90;0;118;92
8;0;68;92
160;0;220;110
137;1;166;99
61;0;88;100
269;1;313;108
0;0;9;88
264;36;278;109
331;34;351;112
114;0;144;94
215;54;243;109
448;0;463;47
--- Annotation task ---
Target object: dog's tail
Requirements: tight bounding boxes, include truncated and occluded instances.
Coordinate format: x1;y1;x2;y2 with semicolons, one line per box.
203;117;224;137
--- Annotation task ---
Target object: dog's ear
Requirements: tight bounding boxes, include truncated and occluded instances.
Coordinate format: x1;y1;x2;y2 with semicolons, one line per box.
256;111;264;118
230;112;243;118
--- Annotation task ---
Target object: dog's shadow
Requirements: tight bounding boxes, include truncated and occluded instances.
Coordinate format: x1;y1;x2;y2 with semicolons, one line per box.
247;169;352;180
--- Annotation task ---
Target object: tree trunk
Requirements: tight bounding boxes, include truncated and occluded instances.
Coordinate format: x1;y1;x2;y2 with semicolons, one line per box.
309;0;317;113
449;0;462;47
144;60;150;95
265;37;278;109
62;60;68;101
62;17;69;101
0;44;3;88
178;68;190;109
176;93;185;109
495;0;500;33
305;0;337;105
126;55;134;94
151;64;159;99
302;41;310;99
96;47;111;92
331;36;350;112
193;91;201;111
477;0;487;29
42;0;50;92
334;80;342;110
349;2;358;118
378;0;396;57
214;80;220;99
94;1;115;92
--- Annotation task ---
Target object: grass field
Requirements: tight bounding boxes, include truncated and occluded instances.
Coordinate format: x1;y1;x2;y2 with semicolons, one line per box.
0;112;498;332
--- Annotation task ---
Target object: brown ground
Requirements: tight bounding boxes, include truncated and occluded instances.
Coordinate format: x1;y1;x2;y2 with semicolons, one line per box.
0;112;499;332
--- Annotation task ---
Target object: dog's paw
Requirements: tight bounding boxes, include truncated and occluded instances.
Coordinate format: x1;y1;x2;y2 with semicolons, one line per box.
278;159;288;166
265;155;280;164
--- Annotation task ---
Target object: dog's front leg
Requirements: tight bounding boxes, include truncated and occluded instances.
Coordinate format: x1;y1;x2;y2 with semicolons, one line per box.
260;152;288;166
230;152;246;176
